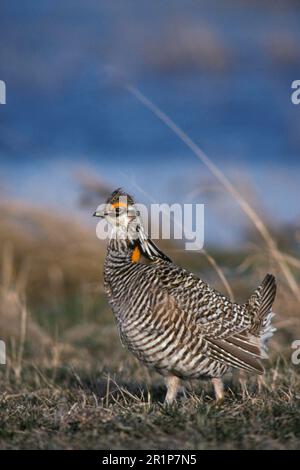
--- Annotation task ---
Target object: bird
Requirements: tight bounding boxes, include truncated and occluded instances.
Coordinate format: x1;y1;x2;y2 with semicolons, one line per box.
94;188;276;404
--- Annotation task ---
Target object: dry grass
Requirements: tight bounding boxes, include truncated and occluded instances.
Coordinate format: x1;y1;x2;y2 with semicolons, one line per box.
1;361;300;450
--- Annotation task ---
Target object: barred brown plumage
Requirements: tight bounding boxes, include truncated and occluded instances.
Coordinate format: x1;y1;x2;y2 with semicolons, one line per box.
94;188;277;404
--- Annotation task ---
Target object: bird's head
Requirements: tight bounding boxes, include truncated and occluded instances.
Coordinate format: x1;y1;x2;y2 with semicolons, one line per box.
94;187;172;262
93;188;140;239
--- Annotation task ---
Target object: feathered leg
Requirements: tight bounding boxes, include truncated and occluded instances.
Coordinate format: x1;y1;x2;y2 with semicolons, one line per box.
257;375;265;393
212;377;224;402
239;370;249;398
165;375;180;405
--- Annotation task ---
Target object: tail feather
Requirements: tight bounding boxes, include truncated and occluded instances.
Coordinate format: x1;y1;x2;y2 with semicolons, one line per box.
258;274;277;320
249;273;277;353
205;275;276;374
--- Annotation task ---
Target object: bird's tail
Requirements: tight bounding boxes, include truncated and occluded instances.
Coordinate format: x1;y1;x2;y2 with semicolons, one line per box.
248;274;277;355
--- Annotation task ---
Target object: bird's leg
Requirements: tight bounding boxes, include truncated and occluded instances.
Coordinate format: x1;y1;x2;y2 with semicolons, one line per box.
179;384;187;400
257;375;265;394
239;370;249;398
164;375;181;405
211;377;224;403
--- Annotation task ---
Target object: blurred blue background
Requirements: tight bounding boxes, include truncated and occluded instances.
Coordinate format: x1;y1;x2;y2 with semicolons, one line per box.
0;0;299;247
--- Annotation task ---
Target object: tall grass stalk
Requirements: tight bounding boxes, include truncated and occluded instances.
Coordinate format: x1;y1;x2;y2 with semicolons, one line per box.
127;85;300;302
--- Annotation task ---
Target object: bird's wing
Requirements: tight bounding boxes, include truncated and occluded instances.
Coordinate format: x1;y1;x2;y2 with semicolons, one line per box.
181;291;264;373
204;334;264;374
131;282;264;374
161;266;265;373
162;266;251;336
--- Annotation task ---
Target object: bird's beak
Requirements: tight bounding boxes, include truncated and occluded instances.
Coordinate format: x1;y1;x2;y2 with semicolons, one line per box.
93;210;105;218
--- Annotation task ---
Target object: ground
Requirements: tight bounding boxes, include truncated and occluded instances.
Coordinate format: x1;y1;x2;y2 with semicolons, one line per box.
1;360;300;450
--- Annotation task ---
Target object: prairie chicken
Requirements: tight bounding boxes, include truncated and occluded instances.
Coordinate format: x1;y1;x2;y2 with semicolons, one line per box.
94;188;276;404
